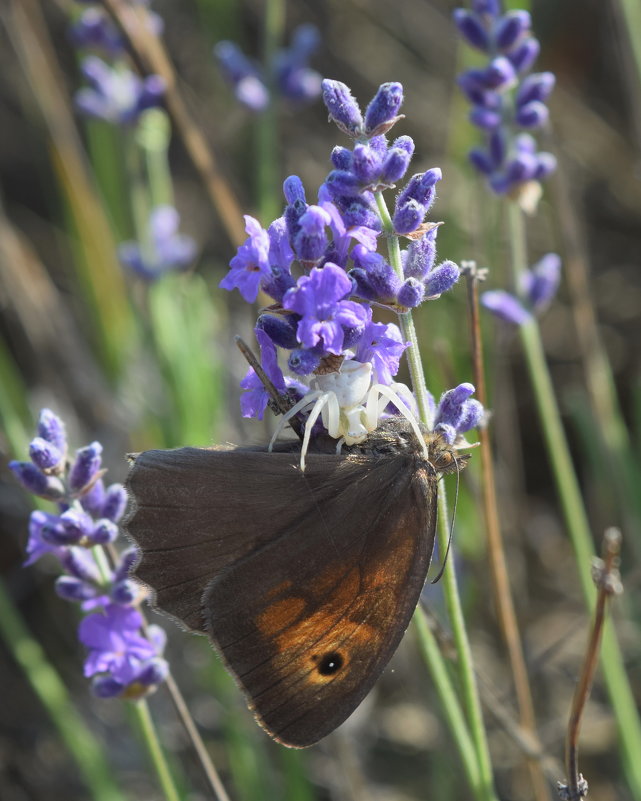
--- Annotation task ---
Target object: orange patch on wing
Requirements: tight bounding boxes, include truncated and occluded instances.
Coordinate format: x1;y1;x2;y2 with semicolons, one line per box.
257;596;306;636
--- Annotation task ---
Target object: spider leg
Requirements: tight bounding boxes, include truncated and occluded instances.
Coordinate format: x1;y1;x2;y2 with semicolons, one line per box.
372;384;429;458
299;392;331;471
322;392;341;439
268;390;323;452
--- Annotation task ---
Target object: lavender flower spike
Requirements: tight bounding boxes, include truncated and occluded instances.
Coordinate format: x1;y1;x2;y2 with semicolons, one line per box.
454;2;556;208
119;206;196;281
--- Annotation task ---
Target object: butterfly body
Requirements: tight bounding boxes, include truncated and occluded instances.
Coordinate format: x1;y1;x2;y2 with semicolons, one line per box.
125;418;467;747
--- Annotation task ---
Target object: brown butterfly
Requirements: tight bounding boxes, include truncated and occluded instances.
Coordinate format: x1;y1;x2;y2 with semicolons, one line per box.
125;417;468;748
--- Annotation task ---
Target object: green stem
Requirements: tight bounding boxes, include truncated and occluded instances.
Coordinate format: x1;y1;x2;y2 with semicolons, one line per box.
436;490;497;801
376;190;496;800
507;201;641;797
0;580;125;801
124;123;153;263
414;607;481;794
256;0;284;223
131;698;182;801
137;109;175;208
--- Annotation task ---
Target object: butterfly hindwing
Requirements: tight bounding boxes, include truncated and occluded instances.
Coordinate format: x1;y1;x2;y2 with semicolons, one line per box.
125;439;439;747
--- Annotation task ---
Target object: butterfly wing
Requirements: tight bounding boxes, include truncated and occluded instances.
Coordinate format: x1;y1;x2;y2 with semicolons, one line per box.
125;445;438;747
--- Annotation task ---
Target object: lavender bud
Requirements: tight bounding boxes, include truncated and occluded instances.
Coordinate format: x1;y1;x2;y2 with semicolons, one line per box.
425;260;460;297
534;152;557;180
90;519;119;545
111;579;138;605
452;9;489;51
321;79;363;136
352;144;383;186
113;547;140;582
469;148;493;174
481;290;532;325
81;479;106;517
353;249;400;302
525;253;561;311
505;153;538;183
341;319;367;349
330;146;352;170
263;265;296;303
484;56;517;91
392;135;415;156
397;278;425;308
508;37;540;74
380;147;412;184
393;199;425;235
60;508;94;543
37;409;67;454
29;437;63;471
349;268;378;301
494;11;531;50
9;461;65;499
368;135;389;158
256;314;299;349
283;175;306;204
339;199;382;231
325;169;363;198
469;107;502;129
515;100;549;128
288;348;322;375
364;82;404;135
516;72;556;106
436;383;475;431
61;547;101;582
459;399;484;432
137;658;169;686
69;442;103;493
41;520;76;547
55;576;98;603
404;229;438;280
295;205;331;263
101;484;127;523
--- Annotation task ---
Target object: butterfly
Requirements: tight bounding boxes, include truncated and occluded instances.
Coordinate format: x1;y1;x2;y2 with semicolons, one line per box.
125;416;468;748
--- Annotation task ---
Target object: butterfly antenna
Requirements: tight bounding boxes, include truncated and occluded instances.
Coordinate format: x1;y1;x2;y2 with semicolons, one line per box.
430;456;461;584
235;336;305;440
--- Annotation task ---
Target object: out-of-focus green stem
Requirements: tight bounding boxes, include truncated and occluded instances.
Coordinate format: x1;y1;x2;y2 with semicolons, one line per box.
131;698;181;801
256;0;284;223
414;607;481;793
124;125;153;262
0;580;125;801
137;109;175;208
507;201;641;796
376;189;497;801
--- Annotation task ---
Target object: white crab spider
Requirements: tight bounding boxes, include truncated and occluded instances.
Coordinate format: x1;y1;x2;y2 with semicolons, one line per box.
268;359;428;470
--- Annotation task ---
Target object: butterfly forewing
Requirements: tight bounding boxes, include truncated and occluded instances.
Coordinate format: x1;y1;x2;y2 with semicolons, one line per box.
125;437;440;747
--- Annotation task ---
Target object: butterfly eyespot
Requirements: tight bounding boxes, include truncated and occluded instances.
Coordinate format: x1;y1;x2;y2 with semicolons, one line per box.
314;651;344;676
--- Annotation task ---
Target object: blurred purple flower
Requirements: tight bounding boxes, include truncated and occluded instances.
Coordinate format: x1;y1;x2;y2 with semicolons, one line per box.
75;57;165;125
119;206;196;281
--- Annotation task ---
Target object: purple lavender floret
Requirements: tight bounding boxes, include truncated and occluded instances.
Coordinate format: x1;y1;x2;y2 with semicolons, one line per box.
80;605;168;699
219;215;272;302
13;410;168;700
481;252;562;325
119;206;196;281
75;56;165;125
434;383;484;443
454;1;556;203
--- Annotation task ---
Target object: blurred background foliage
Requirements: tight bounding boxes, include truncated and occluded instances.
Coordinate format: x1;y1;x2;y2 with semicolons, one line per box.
0;0;640;799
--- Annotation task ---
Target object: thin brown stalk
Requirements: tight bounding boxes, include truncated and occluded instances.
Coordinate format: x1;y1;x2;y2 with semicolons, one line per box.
101;0;246;248
104;543;232;801
560;528;623;801
463;263;549;801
